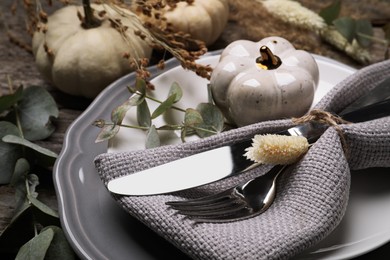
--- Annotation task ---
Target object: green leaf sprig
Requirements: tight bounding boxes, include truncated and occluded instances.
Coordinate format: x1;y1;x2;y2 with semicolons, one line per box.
319;0;390;58
0;78;76;259
94;78;225;148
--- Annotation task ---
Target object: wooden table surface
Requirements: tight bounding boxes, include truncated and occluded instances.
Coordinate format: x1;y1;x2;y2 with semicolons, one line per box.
1;0;389;259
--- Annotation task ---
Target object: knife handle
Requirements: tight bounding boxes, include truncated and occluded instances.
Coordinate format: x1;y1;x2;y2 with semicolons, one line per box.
340;98;390;123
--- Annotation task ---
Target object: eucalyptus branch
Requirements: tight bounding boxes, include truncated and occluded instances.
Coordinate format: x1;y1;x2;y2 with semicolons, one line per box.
101;122;150;130
137;92;186;112
94;80;225;144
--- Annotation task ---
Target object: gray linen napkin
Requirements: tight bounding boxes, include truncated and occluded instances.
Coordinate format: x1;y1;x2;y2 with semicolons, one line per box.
95;59;390;260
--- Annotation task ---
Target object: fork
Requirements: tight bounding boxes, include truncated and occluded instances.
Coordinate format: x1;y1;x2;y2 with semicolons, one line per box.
166;164;289;223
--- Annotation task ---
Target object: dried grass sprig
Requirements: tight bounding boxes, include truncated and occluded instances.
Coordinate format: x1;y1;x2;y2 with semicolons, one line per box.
97;0;212;80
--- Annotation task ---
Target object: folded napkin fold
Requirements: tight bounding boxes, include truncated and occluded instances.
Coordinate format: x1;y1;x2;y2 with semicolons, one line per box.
95;59;390;260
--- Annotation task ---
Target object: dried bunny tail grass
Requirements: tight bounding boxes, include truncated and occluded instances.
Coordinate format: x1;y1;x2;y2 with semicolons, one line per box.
260;0;326;32
244;134;309;165
257;0;371;64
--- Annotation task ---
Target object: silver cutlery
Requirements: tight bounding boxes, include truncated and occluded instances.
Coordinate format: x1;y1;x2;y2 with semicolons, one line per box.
165;78;390;222
166;164;288;223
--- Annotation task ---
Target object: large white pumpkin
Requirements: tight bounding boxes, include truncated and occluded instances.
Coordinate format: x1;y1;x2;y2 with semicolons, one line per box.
32;4;152;98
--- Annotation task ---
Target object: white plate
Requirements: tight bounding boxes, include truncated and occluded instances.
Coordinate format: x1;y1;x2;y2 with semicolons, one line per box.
54;52;390;260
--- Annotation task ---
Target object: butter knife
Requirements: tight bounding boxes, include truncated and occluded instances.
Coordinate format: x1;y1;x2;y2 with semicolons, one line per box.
107;77;390;196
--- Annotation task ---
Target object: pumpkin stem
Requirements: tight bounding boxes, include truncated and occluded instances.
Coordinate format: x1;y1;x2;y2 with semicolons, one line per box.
255;46;282;70
82;0;101;29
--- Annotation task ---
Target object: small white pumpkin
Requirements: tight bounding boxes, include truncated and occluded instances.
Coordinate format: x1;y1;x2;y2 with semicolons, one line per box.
150;0;229;46
210;36;319;126
164;0;229;46
32;4;152;98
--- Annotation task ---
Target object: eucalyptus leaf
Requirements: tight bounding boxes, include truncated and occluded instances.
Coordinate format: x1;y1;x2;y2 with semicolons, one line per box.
10;158;30;187
145;125;160;149
43;226;76;260
11;159;31;215
111;92;143;125
0;121;22;184
13;191;30;222
195;103;224;137
28;194;58;218
2;134;58;167
184;108;203;127
0;85;23;113
137;99;151;127
168;82;183;103
333;17;356;43
182;108;203;141
95;124;120;143
15;227;54;260
28;194;60;227
0;206;34;257
151;93;177;119
12;173;40;219
355;19;373;47
319;0;341;25
13;86;59;141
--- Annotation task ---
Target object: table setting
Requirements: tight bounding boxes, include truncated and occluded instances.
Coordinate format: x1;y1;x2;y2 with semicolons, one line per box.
1;0;390;259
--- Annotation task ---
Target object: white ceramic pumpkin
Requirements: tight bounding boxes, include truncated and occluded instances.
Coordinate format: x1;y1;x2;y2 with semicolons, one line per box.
210;36;319;126
32;4;152;98
155;0;229;46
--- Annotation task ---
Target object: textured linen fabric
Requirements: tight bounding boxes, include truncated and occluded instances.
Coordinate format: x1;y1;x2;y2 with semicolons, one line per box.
95;59;390;260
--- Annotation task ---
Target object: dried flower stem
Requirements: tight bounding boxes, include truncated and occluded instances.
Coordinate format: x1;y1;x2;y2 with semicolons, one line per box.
101;0;211;79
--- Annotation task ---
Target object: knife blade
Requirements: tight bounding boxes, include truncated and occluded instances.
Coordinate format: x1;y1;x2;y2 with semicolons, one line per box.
107;77;390;196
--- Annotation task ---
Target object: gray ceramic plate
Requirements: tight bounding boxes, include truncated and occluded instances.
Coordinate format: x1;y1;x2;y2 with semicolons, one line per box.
54;51;390;260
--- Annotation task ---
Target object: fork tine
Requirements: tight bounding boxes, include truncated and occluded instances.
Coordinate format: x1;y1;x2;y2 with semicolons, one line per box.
177;201;248;217
166;164;288;223
166;188;234;207
170;196;240;212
